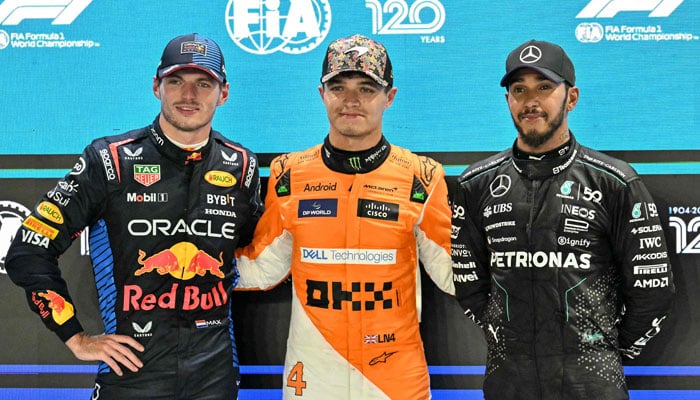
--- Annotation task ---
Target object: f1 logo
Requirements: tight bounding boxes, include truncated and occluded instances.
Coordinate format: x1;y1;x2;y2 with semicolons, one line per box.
0;0;92;26
576;0;684;18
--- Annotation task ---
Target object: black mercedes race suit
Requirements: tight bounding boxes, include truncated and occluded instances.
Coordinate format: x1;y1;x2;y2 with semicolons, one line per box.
6;117;263;399
451;134;674;400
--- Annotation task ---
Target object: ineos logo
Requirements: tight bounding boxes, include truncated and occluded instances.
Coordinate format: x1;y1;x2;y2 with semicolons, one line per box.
489;175;511;198
519;45;542;64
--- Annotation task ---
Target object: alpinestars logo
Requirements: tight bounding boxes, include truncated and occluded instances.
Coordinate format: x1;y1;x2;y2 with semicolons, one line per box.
225;0;332;55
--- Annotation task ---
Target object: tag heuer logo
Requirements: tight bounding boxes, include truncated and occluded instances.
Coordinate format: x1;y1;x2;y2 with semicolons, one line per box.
134;165;161;187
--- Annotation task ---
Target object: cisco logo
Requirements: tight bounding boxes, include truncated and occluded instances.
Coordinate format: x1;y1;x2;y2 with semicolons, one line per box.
225;0;331;55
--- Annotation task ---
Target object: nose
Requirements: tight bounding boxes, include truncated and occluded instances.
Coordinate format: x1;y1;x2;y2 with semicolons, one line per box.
181;82;198;100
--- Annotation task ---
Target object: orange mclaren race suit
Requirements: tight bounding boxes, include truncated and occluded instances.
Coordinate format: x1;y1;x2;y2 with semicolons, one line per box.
236;136;454;399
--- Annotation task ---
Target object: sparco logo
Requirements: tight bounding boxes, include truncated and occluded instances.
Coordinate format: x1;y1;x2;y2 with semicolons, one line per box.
99;149;116;181
244;156;256;188
576;0;685;18
491;251;591;269
225;0;331;55
0;0;93;25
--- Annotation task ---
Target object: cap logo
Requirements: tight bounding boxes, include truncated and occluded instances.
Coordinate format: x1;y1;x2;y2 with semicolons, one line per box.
180;41;207;56
519;45;542;64
346;46;369;57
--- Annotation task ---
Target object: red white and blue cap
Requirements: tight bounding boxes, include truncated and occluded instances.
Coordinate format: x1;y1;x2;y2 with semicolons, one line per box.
157;33;226;83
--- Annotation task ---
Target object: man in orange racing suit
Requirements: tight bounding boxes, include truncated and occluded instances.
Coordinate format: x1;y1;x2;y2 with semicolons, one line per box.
235;34;454;399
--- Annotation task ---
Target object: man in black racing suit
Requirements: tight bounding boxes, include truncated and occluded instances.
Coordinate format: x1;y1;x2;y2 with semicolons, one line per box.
451;40;675;400
5;34;263;399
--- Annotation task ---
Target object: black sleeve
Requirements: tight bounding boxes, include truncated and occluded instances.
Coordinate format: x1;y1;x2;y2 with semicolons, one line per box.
611;178;675;359
451;178;492;325
5;144;107;342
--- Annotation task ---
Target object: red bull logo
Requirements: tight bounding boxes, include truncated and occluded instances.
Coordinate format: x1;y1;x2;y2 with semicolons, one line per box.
123;281;228;312
33;290;74;326
134;242;225;280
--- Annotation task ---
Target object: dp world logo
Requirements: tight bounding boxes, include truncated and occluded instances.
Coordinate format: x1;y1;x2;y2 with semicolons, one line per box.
225;0;332;55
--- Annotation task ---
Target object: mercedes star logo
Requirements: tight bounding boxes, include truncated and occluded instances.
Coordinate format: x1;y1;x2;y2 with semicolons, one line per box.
519;45;542;64
489;175;511;198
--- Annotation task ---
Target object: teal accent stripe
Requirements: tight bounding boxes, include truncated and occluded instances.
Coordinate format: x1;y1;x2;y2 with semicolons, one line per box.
0;163;698;179
491;277;510;321
564;278;588;322
444;163;700;177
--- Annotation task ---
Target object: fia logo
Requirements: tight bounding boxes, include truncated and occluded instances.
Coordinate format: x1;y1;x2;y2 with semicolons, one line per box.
365;0;445;34
577;0;685;18
0;0;93;25
669;216;700;254
225;0;331;55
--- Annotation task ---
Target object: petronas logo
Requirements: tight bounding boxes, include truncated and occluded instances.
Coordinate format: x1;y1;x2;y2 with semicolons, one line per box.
348;156;362;171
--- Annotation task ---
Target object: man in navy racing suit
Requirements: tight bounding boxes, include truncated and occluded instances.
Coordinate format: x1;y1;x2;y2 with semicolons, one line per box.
5;33;263;399
450;40;674;400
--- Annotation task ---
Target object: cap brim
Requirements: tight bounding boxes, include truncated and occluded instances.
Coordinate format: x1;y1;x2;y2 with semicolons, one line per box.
158;64;225;83
321;69;388;87
500;66;565;87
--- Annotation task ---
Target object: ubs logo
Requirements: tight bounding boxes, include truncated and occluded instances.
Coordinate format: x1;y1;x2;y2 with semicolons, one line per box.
225;0;331;55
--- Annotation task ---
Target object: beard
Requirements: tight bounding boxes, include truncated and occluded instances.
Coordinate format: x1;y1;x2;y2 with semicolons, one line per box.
512;95;568;149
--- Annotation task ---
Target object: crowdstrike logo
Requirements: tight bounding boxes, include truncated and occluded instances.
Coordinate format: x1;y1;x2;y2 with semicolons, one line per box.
0;0;92;25
576;0;685;18
225;0;332;55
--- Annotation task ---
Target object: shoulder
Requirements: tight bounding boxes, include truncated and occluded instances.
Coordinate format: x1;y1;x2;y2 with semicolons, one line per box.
210;131;258;159
457;149;512;185
88;126;150;150
270;144;323;176
576;145;639;184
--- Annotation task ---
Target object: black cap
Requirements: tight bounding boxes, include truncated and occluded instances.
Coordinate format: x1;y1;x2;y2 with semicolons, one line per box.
500;40;575;87
157;33;226;83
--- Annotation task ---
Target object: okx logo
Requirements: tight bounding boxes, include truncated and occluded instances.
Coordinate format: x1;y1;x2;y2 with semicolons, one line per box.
0;0;93;25
577;0;685;18
225;0;331;55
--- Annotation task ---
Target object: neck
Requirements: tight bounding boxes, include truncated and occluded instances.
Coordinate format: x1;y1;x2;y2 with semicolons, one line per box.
328;131;384;152
158;114;211;146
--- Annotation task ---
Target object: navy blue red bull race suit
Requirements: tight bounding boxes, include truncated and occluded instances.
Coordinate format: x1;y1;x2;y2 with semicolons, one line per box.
6;118;263;399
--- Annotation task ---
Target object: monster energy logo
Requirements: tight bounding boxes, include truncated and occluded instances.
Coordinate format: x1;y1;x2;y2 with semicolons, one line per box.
348;157;362;171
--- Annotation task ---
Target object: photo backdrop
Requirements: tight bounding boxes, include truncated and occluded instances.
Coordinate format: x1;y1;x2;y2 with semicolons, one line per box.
0;1;698;398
